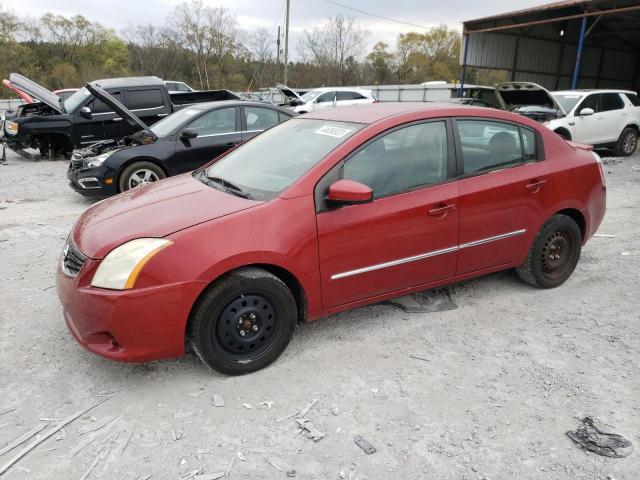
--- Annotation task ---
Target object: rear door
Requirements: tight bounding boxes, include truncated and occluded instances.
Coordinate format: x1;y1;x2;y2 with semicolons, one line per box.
316;119;459;308
598;93;627;143
124;87;171;127
240;106;286;142
454;118;553;274
174;106;240;173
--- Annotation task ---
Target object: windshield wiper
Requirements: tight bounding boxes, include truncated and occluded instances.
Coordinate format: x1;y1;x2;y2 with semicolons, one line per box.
203;173;252;199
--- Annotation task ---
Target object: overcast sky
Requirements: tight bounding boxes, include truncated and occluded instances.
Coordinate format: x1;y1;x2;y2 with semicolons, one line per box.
10;0;546;54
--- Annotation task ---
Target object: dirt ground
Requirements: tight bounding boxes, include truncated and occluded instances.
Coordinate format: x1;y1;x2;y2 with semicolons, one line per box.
0;148;639;480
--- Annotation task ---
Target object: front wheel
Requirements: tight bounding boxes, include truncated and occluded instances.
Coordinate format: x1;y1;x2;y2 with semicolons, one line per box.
516;214;582;288
119;161;166;192
614;127;638;157
188;267;297;375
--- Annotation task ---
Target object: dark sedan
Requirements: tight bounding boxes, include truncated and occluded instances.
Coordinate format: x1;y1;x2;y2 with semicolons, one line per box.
68;95;295;197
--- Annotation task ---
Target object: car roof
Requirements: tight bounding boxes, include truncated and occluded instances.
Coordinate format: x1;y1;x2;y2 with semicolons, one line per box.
301;102;473;124
307;87;371;93
553;89;636;95
91;76;164;88
180;99;293;113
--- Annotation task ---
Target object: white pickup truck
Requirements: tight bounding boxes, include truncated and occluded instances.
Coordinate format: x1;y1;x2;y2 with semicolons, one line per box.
495;82;640;157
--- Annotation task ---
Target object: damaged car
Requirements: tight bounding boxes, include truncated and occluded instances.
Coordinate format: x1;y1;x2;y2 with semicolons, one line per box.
277;84;376;114
2;73;241;159
496;82;640;156
68;84;294;196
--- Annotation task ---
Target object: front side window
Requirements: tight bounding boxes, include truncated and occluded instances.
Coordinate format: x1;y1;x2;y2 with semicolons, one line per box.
457;120;530;175
150;108;204;137
343;121;448;198
188;107;236;136
316;91;335;103
204;119;363;200
244;107;279;131
577;94;599;114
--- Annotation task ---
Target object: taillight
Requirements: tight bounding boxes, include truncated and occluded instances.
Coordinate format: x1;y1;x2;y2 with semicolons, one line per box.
592;151;606;187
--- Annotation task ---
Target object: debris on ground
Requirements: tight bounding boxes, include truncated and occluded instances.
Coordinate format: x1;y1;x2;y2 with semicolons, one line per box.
388;289;458;313
259;401;275;409
212;395;225;407
275;410;299;423
566;417;633;458
78;415;119;435
297;399;318;419
408;355;430;363
194;473;225;480
171;429;184;441
0;423;48;456
594;234;615;238
0;407;17;416
286;469;296;477
0;394;117;476
296;419;326;442
242;403;252;409
265;457;282;471
353;435;377;454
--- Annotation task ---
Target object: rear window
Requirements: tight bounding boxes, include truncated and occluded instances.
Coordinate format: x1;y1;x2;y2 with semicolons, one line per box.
625;93;640;107
128;89;164;110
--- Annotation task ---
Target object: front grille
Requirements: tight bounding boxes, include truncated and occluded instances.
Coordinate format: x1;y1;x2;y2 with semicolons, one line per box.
62;241;86;276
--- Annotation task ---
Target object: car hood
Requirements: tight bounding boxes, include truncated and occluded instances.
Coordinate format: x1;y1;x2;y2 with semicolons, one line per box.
495;82;565;115
86;83;158;141
73;173;264;259
276;84;304;102
9;73;62;113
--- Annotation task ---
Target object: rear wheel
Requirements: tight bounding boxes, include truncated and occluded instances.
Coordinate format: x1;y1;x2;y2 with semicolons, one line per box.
119;161;165;192
188;267;297;375
614;127;638;157
516;214;582;288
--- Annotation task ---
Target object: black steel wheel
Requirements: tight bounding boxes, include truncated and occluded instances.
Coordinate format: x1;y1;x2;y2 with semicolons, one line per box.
188;267;297;375
516;214;582;288
614;127;638;157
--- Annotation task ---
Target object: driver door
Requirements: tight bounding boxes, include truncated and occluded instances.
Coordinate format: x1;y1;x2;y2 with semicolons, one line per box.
313;91;336;112
174;106;241;173
572;94;602;144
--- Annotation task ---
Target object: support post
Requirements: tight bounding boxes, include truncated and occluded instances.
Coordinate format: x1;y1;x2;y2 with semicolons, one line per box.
276;25;281;84
510;37;520;81
459;33;469;97
284;0;290;85
572;16;588;89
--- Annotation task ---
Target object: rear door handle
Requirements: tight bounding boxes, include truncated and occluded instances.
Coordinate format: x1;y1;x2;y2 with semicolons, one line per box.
428;203;456;216
526;179;547;191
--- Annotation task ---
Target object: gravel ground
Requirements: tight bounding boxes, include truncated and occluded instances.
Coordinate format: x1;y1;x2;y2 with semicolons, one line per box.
0;149;639;480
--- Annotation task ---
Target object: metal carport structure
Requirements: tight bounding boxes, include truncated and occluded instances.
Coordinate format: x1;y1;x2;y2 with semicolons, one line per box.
460;0;640;92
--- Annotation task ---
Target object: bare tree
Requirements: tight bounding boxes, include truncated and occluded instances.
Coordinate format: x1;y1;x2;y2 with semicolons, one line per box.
205;6;239;89
298;14;367;85
173;0;210;89
250;27;274;88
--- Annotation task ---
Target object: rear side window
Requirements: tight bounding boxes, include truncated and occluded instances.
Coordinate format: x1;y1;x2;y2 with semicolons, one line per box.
244;107;279;131
625;93;640;107
601;93;624;112
456;120;535;175
343;121;448;198
128;89;164;110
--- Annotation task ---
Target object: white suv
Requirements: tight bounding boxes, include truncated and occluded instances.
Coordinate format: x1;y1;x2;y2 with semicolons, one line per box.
496;82;640;156
277;85;376;114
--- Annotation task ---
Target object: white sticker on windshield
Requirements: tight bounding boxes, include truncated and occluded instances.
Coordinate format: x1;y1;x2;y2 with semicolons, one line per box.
315;125;352;138
183;109;200;116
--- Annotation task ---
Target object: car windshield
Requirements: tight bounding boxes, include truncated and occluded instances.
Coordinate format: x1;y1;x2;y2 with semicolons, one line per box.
300;90;322;102
63;87;91;113
150;108;204;137
552;93;584;113
203;118;363;200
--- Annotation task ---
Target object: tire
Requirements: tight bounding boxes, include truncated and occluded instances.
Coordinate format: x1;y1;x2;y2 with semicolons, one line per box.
516;214;582;289
188;267;297;375
118;161;166;192
614;127;638;157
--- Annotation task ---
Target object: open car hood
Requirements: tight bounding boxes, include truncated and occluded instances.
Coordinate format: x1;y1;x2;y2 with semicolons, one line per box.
86;83;158;142
276;84;304;102
495;82;565;115
2;79;34;104
9;73;62;112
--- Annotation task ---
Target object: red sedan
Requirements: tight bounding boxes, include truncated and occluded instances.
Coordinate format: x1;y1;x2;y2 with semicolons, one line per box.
56;103;606;374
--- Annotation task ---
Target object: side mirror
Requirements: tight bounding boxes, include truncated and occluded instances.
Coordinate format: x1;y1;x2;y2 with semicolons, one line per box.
578;107;594;116
327;179;373;205
80;106;92;119
180;128;198;140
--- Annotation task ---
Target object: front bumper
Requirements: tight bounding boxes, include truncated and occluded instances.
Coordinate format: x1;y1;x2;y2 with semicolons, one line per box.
56;256;205;362
67;161;118;197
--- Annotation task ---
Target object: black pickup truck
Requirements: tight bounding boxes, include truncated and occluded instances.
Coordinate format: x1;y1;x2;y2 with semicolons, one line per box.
2;73;240;158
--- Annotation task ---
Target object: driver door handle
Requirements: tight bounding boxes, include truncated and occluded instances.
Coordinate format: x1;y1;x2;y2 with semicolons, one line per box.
428;203;456;216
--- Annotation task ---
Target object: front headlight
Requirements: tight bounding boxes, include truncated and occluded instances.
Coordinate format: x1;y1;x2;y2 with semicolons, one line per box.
5;120;18;135
91;238;173;290
86;150;115;168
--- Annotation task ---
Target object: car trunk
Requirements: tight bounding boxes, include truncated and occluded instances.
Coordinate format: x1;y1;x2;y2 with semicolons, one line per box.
495;82;566;122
